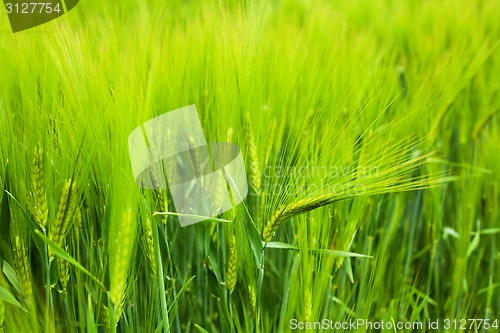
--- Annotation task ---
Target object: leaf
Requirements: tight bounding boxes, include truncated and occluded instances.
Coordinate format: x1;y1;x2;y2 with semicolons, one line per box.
3;191;40;232
344;257;354;284
467;220;481;258
167;275;196;314
245;213;264;265
0;285;27;312
49;259;59;288
2;261;24;296
472;228;500;235
0;170;11;261
153;212;232;224
4;190;46;257
331;296;356;318
34;230;106;290
86;294;98;333
207;255;222;284
265;241;373;258
194;324;211;333
443;226;460;239
222;166;264;265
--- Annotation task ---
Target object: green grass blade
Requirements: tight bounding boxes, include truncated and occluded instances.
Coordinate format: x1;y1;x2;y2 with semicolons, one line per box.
0;286;27;312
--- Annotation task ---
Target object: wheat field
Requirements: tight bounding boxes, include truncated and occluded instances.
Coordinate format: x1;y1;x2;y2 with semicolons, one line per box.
0;0;499;332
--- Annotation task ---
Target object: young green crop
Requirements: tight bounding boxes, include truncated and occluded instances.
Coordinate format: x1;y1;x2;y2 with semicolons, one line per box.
0;0;498;332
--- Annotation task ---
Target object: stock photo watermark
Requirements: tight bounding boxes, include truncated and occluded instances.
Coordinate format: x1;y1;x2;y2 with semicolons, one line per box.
3;0;79;32
259;165;380;197
128;105;248;227
290;318;500;331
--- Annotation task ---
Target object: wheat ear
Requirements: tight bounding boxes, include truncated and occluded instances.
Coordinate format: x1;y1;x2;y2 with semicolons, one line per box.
189;135;213;208
30;145;48;228
243;112;261;194
248;285;257;317
263;196;325;242
188;135;203;179
141;217;157;278
264;117;277;166
226;232;238;294
100;304;111;332
58;246;70;292
49;180;78;261
73;208;82;244
263;191;377;242
13;236;33;302
262;150;448;242
153;189;168;224
109;207;136;321
300;108;315;148
304;288;313;322
211;127;234;214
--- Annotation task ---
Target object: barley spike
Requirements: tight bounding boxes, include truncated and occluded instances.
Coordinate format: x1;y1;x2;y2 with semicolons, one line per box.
243;112;261;194
49;180;78;261
141;217;158;278
226;232;238;294
30;145;48;228
13;236;33;302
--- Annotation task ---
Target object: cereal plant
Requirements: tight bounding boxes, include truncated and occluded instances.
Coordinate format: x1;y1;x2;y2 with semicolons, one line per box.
0;0;498;332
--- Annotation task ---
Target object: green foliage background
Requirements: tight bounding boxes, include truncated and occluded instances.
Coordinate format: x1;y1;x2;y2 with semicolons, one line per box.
0;0;498;332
